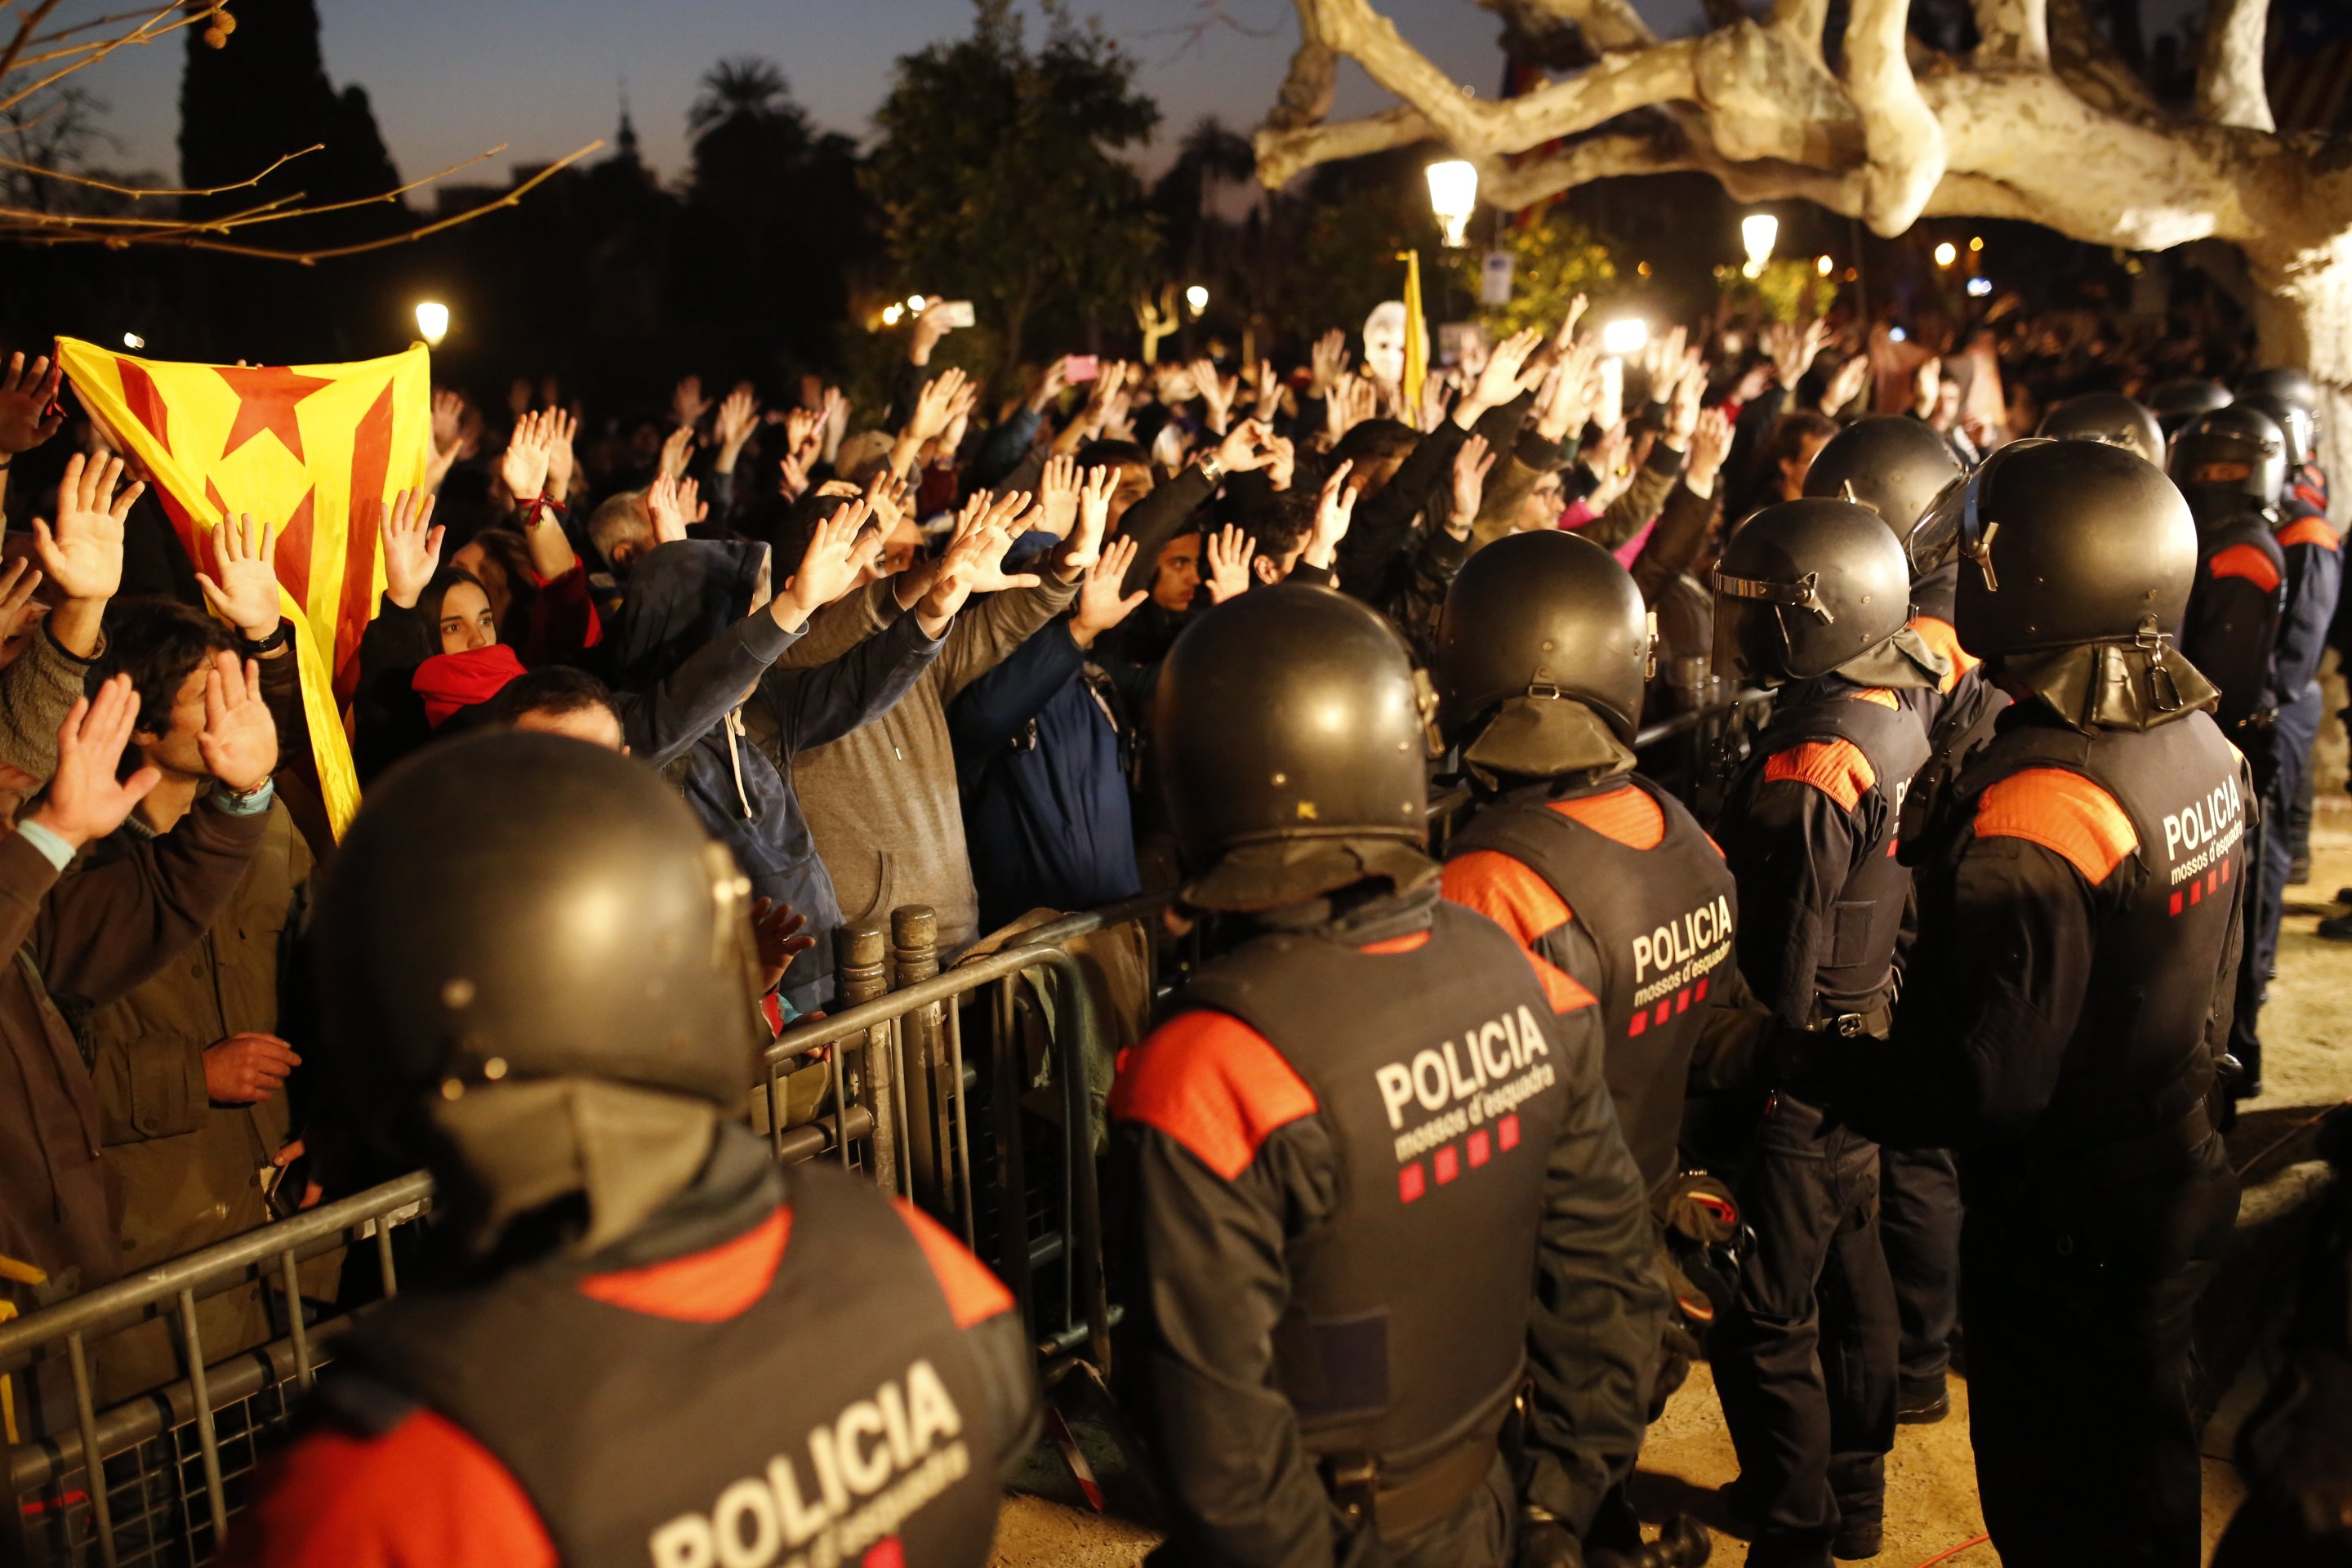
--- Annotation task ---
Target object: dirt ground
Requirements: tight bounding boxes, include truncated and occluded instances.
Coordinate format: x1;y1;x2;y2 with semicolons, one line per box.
991;667;2352;1567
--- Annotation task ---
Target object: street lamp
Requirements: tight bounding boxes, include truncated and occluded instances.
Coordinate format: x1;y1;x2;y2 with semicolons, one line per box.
414;301;450;347
1933;242;1958;268
1601;318;1649;355
1741;212;1779;278
1815;254;1834;277
1425;159;1479;248
1185;284;1209;317
121;332;145;350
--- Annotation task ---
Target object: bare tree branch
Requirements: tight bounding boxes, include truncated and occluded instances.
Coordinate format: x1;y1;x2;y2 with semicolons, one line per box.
1256;105;1429;185
1769;0;1833;65
1972;0;2050;67
1844;0;1947;234
2194;0;2274;133
0;142;318;199
1310;0;1699;159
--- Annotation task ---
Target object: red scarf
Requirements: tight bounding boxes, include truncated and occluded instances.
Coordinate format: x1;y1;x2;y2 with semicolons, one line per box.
412;644;527;728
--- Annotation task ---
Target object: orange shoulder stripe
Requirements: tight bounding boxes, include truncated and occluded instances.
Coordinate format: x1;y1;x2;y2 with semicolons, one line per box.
2208;541;2283;594
1763;737;1877;812
577;1205;788;1322
1109;1011;1319;1181
220;1409;555;1568
893;1199;1015;1329
1974;768;2138;884
1360;931;1432;955
1848;686;1900;709
1444;850;1573;948
2278;515;2339;552
1551;782;1666;849
1526;949;1599;1015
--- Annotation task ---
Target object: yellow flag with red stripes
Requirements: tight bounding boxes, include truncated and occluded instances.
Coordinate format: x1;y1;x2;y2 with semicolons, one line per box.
53;340;431;836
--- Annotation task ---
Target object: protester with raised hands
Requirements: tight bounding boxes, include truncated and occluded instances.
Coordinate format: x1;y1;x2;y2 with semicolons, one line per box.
951;468;1159;931
0;666;287;1348
0;453;140;785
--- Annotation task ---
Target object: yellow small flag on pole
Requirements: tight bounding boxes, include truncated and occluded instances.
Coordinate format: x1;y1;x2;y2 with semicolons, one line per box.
55;340;434;836
1399;249;1429;416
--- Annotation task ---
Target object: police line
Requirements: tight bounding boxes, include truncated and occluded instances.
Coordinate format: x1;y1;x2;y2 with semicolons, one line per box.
0;688;1766;1567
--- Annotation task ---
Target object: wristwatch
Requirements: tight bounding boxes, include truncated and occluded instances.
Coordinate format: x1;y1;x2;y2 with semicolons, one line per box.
241;620;292;657
1196;451;1226;487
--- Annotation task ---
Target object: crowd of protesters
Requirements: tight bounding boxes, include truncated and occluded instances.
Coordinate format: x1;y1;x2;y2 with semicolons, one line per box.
0;270;2336;1568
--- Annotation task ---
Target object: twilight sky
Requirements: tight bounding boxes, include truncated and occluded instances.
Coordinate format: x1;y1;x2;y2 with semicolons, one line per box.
84;0;2203;189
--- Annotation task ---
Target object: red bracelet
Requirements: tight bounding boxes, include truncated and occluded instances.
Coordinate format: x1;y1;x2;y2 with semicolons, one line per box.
519;493;568;528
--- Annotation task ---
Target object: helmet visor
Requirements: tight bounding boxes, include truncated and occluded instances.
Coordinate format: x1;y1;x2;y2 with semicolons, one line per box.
1905;470;1977;578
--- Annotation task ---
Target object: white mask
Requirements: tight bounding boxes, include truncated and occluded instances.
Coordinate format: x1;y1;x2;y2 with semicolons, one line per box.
1363;301;1411;387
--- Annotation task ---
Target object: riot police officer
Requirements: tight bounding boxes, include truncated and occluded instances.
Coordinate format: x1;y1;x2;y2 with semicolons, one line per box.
2038;391;2167;466
229;735;1037;1568
2171;405;2293;1098
2241;367;2340;895
1829;439;2246;1568
1111;584;1665;1568
1434;531;1740;1196
2148;376;2233;438
1707;499;1944;1567
1801;416;1993;1429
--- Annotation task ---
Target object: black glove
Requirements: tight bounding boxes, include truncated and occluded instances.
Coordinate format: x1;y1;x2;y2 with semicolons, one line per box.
1518;1518;1586;1568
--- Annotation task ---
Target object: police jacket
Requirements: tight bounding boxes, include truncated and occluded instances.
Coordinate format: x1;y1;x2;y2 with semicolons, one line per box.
2184;516;2286;731
2270;504;2341;707
224;1135;1039;1568
1111;886;1665;1566
1841;698;2251;1185
1442;776;1738;1192
1715;675;1931;1032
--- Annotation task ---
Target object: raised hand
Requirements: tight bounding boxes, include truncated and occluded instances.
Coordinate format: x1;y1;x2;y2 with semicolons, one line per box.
380;488;443;610
715;384;762;469
1823;352;1872;416
196;513;284;642
1465;327;1547;421
1191;359;1236;434
31;675;163;849
198;650;278;793
0;558;44;662
500;409;552;504
956;491;1044;593
1070;535;1147;648
1550;293;1590;354
911;303;956;365
0;351;64;457
1686;407;1736;497
1301;460;1357;571
819;385;850;463
430;388;465;457
544;407;580;502
648;473;698;544
774;498;876;630
1765;318;1829;389
1450;434;1495;535
657;424;697;483
749;898;817;998
1263;433;1297;492
1310;328;1350;397
1036;453;1082;540
1666;359;1706;448
906;366;970;448
1213;417;1277;475
1202;523;1258;604
1028;356;1072;415
671;374;712;430
35;452;139;604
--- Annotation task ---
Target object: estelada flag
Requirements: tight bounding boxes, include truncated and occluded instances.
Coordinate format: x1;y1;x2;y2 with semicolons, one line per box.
53;340;432;837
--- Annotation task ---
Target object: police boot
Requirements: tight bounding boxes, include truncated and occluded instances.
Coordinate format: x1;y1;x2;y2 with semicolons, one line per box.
1587;1514;1713;1568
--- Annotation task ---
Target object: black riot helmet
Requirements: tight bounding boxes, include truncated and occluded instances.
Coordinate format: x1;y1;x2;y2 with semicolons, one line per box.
2238;366;2318;416
2038;392;2166;466
1913;439;2197;660
314;732;764;1122
1154;584;1431;910
2148;377;2233;436
1801;415;1966;541
1435;530;1651;768
2169;403;2287;518
1713;498;1913;685
2237;390;2316;469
